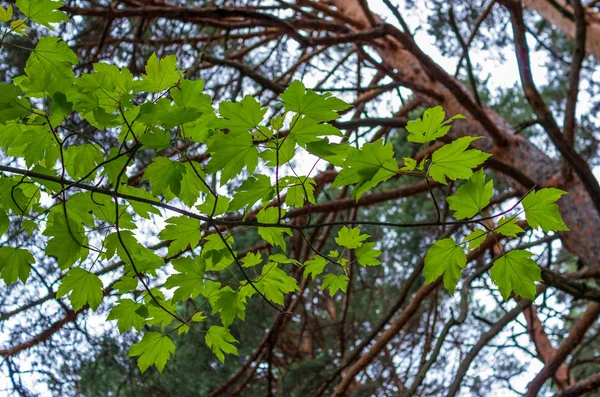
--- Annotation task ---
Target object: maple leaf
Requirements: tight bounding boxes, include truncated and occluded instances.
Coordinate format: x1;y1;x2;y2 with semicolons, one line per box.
15;0;68;29
522;188;569;232
129;332;176;373
158;216;202;257
138;53;180;92
335;226;369;249
107;299;145;333
424;237;466;294
446;169;493;219
332;140;399;199
56;268;104;311
0;247;34;285
205;326;238;363
428;137;491;184
206;130;258;185
321;274;349;296
490;250;541;300
406;106;465;143
280;80;350;122
164;256;206;301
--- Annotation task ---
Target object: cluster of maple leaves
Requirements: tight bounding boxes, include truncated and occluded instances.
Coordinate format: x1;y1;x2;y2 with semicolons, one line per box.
0;0;568;372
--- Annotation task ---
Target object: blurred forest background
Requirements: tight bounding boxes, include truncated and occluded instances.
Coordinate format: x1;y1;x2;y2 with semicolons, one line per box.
2;0;600;396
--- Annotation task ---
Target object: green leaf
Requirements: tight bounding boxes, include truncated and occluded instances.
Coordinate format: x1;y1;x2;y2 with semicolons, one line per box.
406;106;465;143
335;226;369;249
332;140;399;199
64;144;103;180
56;268;103;311
303;255;328;280
104;231;163;273
229;174;274;213
490;250;541;300
107;299;145;333
158;216;202;257
496;217;524;237
214;95;266;133
256;207;292;250
280;80;350;122
205;326;238;363
129;332;176;373
164;256;206;301
446;169;493;219
463;229;487;250
206;130;258;185
355;242;382;267
146;300;177;330
0;84;30;123
255;262;299;305
282;176;316;208
15;37;78;96
179;162;209;207
0;247;34;285
212;287;246;327
288;114;342;146
138;53;180;93
0;5;13;22
424;237;466;294
143;157;186;198
10;19;28;35
171;78;213;114
43;212;89;268
305;138;349;167
241;252;262;268
15;0;68;29
428;137;491;184
14;124;59;167
321;274;349;296
522;188;569;232
196;195;229;217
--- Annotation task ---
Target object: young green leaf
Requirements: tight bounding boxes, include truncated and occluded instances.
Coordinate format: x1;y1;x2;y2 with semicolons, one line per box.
256;207;292;250
229;174;275;212
15;0;68;29
321;274;349;296
129;332;176;373
43;212;89;269
406;106;465;143
332;140;399;199
424;237;466;294
0;247;34;285
495;217;524;237
280;80;350;122
490;250;541;300
158;216;202;257
355;242;382;267
335;226;369;249
428;137;491;184
214;95;266;133
143;157;186;198
138;53;180;93
522;188;569;232
107;299;145;333
205;326;238;363
206;130;258;185
303;255;328;280
164;256;206;301
255;262;299;305
0;5;13;22
56;268;104;311
446;169;493;219
212;287;246;327
463;229;487;251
